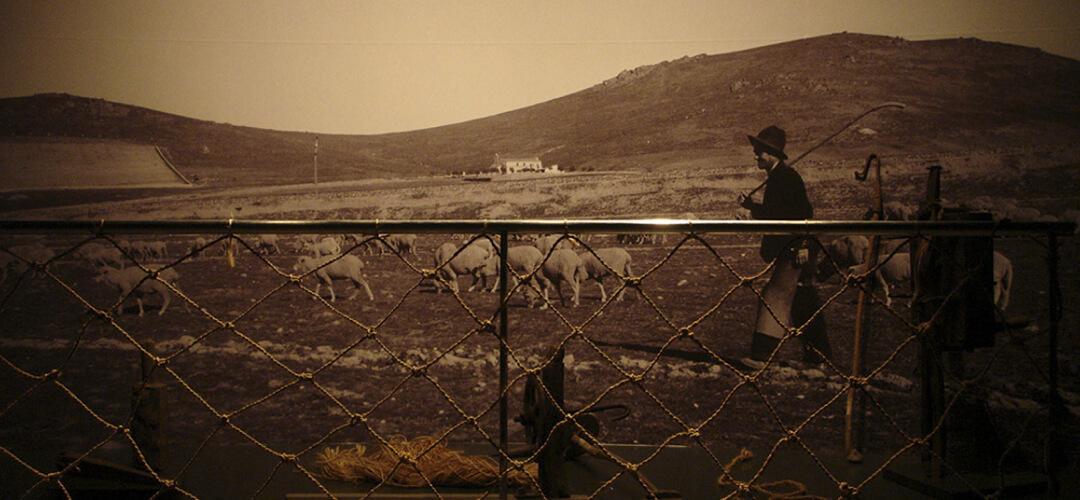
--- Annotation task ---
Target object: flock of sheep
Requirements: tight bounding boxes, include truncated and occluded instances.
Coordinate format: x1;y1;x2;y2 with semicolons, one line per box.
431;233;633;309
0;197;1050;322
818;234;1013;312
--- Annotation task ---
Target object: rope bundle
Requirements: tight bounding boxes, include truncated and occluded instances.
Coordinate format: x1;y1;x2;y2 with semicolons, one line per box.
317;436;537;489
719;448;826;500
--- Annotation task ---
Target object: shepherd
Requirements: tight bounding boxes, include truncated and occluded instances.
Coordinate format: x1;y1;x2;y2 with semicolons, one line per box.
737;125;831;369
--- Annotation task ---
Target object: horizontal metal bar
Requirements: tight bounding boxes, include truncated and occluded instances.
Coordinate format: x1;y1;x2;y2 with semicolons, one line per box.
0;219;1074;237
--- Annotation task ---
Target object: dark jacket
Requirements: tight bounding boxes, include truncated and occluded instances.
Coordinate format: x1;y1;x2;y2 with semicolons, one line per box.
745;162;813;262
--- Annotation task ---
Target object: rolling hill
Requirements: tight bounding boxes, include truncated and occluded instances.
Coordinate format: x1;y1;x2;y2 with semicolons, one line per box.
1;32;1078;188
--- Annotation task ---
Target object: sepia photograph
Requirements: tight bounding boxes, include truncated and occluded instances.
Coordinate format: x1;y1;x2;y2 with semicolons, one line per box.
1;1;1078;498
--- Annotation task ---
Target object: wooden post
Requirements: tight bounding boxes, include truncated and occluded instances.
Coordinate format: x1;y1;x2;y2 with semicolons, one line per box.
131;352;165;472
845;155;883;463
536;347;569;498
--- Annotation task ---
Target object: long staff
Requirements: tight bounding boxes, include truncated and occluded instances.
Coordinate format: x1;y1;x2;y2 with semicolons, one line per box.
844;154;884;463
742;102;906;200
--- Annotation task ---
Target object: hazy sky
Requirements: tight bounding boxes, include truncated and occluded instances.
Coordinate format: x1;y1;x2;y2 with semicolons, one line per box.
2;0;1078;134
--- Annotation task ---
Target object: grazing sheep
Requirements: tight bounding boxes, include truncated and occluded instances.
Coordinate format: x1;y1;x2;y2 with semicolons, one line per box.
383;234;418;256
304;237;342;257
534;234;576;255
342;234;381;255
95;266;180;317
188;237;209;258
292;254;374;301
292;234;320;254
146;241;168;259
78;244;127;269
117;239;147;259
1;243;53;284
615;233;665;245
817;235;871;282
839;248;1011;312
505;245;549;308
541;249;586;307
252;235;282;255
846;253;911;307
863;201;915;221
464;236;497;259
578;248;633;302
472;254;500;293
432;242;490;293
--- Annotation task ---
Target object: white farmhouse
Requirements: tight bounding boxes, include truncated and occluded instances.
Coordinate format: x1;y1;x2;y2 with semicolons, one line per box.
492;154;543;174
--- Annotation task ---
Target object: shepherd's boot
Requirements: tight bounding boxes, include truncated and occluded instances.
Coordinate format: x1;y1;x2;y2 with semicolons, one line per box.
742;332;781;371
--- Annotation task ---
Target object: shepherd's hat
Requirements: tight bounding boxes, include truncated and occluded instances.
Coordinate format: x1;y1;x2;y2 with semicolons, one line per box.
747;125;788;160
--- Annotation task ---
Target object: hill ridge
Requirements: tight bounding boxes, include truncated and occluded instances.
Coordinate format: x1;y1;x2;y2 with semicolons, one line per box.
1;32;1078;187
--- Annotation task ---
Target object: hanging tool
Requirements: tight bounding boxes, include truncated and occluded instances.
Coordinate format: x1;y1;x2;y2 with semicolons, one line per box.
844;154;885;463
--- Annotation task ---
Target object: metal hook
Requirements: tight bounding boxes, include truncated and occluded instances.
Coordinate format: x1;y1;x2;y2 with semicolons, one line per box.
855;154;880;182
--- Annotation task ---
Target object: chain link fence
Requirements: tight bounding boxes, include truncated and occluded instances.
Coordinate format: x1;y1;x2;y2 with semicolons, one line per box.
0;218;1075;499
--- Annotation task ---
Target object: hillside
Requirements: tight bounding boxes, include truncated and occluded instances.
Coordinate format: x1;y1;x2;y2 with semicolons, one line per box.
1;33;1078;188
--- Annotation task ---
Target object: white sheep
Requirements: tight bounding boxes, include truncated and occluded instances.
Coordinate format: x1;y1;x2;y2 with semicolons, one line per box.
189;237;209;259
505;245;550;308
461;236;496;259
433;242;490;293
534;234;576;255
304;237;342;257
844;250;1011;312
817;235;871;282
541;249;586;307
846;253;911;307
146;241;168;259
252;235;282;255
78;244;126;269
578;247;633;302
95;266;180;317
382;234;418;257
472;254;500;293
117;239;146;259
863;201;915;221
292;254;374;302
342;234;381;255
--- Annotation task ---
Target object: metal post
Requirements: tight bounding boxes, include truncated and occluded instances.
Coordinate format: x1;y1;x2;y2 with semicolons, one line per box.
1046;233;1063;495
498;230;509;500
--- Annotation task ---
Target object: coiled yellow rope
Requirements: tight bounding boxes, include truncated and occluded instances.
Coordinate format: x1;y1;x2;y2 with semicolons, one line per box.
317;436;537;489
718;448;825;500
